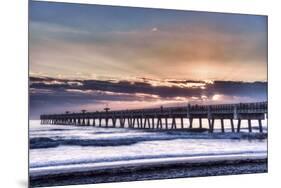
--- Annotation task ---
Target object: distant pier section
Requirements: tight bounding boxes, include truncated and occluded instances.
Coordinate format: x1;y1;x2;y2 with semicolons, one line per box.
40;102;267;133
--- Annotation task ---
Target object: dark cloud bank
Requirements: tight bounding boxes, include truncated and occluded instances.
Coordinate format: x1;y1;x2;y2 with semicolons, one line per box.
29;77;267;119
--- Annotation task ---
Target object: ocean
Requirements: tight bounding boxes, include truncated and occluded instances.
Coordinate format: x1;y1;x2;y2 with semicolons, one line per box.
29;119;267;187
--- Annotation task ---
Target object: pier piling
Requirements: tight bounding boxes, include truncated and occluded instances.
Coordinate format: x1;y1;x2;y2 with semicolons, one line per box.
220;119;225;133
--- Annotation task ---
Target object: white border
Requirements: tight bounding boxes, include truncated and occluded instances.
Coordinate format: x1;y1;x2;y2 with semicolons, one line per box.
37;0;270;15
1;0;281;188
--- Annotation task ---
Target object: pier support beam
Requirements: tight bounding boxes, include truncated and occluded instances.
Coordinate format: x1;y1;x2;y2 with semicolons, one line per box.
258;119;263;133
99;118;102;127
132;118;136;128
189;118;193;129
112;118;116;127
120;118;125;128
220;119;225;133
143;118;147;128
171;117;177;129
248;119;252;133
208;119;211;132
105;118;109;127
165;118;168;129
140;117;143;128
127;118;132;128
157;118;162;129
146;118;150;128
237;119;241;133
137;118;140;128
230;119;235;132
208;118;214;133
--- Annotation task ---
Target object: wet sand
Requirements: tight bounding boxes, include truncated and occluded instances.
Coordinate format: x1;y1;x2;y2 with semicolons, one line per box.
30;157;267;187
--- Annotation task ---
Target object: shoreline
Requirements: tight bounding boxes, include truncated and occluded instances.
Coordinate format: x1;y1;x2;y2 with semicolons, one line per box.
30;154;267;187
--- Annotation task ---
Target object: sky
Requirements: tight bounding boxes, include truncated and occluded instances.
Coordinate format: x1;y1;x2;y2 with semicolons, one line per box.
29;1;268;119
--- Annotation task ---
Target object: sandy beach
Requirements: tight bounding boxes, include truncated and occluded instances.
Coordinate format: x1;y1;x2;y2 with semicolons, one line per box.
30;154;267;187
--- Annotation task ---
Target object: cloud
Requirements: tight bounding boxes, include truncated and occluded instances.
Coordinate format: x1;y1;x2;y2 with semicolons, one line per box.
29;76;267;119
151;27;158;32
30;76;267;98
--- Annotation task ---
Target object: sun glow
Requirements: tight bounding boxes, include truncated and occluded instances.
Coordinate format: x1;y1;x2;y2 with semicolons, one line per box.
212;94;222;101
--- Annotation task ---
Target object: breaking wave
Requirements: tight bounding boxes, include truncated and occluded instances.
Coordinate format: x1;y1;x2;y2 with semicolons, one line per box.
30;131;267;149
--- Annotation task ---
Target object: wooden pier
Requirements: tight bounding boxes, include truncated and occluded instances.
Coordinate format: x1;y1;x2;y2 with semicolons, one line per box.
40;102;267;133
